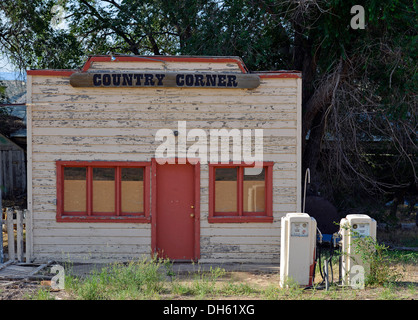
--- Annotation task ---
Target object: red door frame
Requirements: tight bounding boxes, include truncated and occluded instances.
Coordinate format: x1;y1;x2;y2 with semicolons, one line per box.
151;158;200;261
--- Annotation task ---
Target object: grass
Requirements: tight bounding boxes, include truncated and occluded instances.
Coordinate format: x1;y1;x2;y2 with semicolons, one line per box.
64;258;166;300
27;250;417;300
378;228;418;248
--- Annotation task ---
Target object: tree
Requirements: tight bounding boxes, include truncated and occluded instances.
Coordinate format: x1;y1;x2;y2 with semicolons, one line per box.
0;0;416;215
0;0;84;70
180;0;417;212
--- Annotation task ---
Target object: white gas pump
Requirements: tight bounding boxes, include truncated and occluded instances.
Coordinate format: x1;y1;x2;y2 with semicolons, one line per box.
339;214;377;286
280;213;317;287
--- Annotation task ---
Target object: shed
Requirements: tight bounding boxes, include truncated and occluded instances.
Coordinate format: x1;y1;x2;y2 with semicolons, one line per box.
0;133;26;200
26;55;302;263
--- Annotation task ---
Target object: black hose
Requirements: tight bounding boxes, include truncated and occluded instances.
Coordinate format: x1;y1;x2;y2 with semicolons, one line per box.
328;241;334;285
318;243;324;279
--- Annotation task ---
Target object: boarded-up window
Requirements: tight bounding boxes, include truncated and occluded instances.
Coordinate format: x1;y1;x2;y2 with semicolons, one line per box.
209;163;273;223
215;167;237;213
57;161;150;222
121;167;144;213
93;168;115;213
63;167;86;212
243;167;265;213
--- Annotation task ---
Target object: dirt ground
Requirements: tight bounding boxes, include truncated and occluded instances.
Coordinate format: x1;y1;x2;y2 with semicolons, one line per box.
0;262;416;300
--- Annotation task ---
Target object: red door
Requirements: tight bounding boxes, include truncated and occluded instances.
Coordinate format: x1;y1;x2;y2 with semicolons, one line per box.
152;160;199;261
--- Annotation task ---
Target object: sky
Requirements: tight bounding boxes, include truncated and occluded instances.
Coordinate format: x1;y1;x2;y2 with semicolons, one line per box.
0;51;27;81
0;55;14;73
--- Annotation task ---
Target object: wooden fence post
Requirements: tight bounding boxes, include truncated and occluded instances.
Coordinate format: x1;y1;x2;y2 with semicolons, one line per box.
1;208;30;263
25;209;32;263
6;208;15;261
16;210;24;262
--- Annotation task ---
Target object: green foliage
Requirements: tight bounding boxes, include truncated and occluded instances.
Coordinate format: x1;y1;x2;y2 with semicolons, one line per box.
28;288;55;300
65;258;166;299
0;0;84;69
0;0;416;207
351;233;403;286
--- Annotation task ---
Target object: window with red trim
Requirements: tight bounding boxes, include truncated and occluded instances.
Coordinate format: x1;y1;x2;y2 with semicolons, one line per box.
208;162;273;223
56;161;150;222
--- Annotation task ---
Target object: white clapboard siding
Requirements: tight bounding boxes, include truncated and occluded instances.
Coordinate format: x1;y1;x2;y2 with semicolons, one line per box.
28;59;301;263
32;84;298;96
31;136;297;147
31;94;297;105
31;110;297;122
31;103;297;113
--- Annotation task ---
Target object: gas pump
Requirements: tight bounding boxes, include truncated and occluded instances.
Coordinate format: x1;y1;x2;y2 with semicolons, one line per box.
309;214;376;290
280;213;317;287
339;214;377;286
281;169;378;290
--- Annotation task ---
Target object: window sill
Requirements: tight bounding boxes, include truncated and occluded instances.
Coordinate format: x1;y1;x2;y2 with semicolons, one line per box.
208;216;273;223
57;215;151;223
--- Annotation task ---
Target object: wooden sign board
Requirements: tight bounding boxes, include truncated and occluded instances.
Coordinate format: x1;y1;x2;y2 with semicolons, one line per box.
70;72;260;89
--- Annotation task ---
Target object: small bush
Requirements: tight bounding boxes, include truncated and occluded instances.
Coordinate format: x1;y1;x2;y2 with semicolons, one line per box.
352;235;403;286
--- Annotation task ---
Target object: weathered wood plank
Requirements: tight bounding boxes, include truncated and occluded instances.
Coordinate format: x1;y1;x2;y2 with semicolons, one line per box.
32;127;298;138
31;135;297;147
200;257;279;264
31;103;297;113
31;93;297;104
31;119;297;130
25;210;32;263
34;236;151;245
200;227;280;237
33;253;152;263
204;236;280;245
31;110;297;122
6;208;15;261
31;138;296;151
33;244;151;254
33;219;151;230
88;61;243;72
200;252;279;260
16;210;24;262
34;83;296;95
32;143;297;155
201;244;280;254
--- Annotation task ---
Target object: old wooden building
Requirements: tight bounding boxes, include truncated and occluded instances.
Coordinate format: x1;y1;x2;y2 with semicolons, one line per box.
26;55;302;263
0;133;26;200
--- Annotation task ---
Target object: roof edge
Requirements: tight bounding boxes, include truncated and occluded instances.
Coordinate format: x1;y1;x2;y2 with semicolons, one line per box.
26;55;301;78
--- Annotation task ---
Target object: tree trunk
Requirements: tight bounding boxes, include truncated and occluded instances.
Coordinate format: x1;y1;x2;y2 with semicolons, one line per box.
302;109;327;192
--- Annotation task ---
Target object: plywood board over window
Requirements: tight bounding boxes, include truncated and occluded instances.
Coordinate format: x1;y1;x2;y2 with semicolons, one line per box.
209;162;273;223
56;161;150;223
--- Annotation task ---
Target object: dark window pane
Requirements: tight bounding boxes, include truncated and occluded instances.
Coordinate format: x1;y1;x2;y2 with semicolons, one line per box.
121;167;143;181
64;167;86;180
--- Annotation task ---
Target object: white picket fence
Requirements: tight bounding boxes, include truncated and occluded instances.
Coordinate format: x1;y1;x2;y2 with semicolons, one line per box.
1;208;32;263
